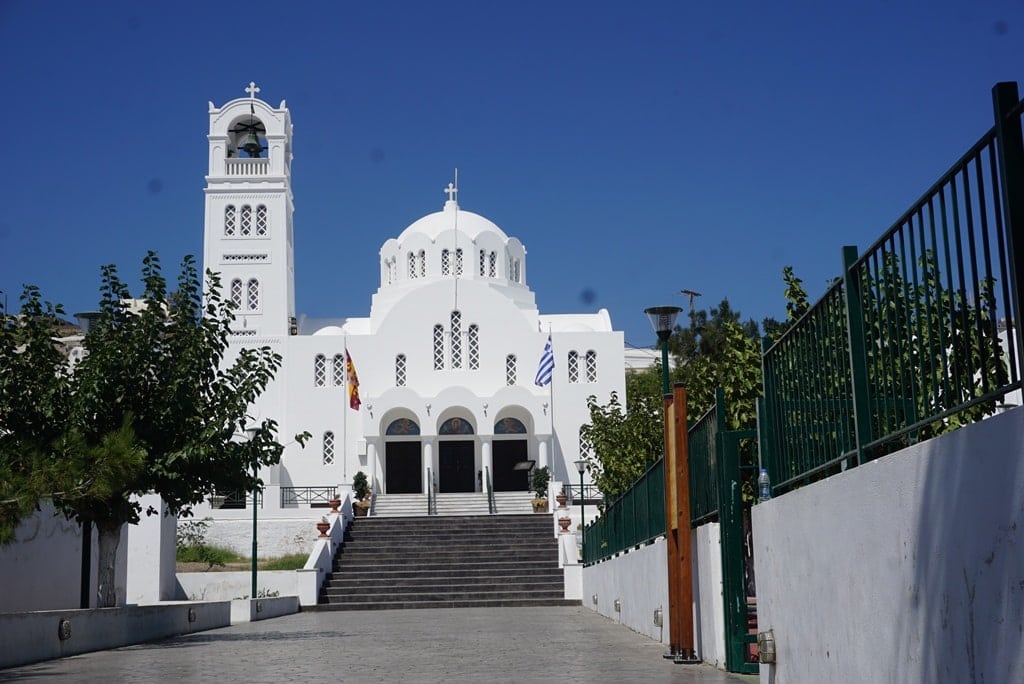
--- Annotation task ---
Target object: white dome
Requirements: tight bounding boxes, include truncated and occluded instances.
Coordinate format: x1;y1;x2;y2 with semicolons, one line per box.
396;200;509;243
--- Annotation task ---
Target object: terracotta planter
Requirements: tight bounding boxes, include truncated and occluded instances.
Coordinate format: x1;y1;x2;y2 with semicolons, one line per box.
316;521;330;538
555;493;568;508
558;517;572;533
329;497;341;513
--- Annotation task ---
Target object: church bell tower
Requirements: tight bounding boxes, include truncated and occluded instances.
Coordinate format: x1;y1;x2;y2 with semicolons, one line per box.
203;82;296;337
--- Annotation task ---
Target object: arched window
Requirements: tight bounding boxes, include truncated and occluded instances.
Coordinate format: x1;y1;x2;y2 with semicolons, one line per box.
454;248;463;276
585;350;598;383
386;418;420;435
314;354;327;387
468;324;479;370
433;324;444;370
478;250;486;276
240;205;252;236
442;249;451;276
333;354;345;386
567;350;579;383
513;259;521;283
224;205;237;236
246;278;259;311
506;354;517;386
322;431;335;465
495;417;527;434
488;252;497;277
450;311;462;369
408;252;416;278
579;429;593;459
395;354;407;386
439;417;474;435
230;279;243;309
256;205;268;236
418;249;426;278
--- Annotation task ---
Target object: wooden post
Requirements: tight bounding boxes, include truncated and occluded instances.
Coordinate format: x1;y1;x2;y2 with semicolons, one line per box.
664;384;699;663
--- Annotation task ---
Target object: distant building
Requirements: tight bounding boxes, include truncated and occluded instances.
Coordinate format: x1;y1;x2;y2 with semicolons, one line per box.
201;84;626;497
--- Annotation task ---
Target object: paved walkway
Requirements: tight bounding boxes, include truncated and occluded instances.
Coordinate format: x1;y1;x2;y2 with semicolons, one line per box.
0;607;755;683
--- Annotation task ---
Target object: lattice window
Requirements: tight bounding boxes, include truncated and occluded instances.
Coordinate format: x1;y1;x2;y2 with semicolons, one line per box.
513;259;521;283
246;278;259;311
506;354;517;386
395;354;407;386
433;324;444;370
322;431;335;465
224;205;236;236
468;324;479;370
240;205;252;236
488;252;497;277
579;430;593;459
418;250;426;278
333;354;345;386
442;249;451;276
450;310;462;369
256;205;268;236
479;250;486;276
567;350;579;383
454;248;463;276
585;350;598;382
408;252;416;278
230;279;243;309
314;354;327;387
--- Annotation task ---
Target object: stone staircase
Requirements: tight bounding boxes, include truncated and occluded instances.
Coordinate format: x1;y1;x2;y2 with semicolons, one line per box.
316;513;577;610
370;491;535;517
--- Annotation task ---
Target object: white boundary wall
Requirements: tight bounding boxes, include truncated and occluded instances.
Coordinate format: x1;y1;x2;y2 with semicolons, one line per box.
753;406;1024;683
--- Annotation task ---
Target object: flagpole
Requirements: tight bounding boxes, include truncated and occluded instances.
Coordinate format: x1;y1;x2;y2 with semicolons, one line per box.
343;335;348;483
548;325;554;475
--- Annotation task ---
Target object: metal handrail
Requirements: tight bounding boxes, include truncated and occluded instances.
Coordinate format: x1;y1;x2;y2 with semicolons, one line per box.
426;467;434;515
485;466;496;514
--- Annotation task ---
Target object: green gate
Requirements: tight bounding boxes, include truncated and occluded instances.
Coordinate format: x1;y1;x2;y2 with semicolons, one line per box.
718;426;759;674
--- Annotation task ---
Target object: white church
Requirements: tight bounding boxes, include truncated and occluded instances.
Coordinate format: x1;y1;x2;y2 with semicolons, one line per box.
203;84;625;505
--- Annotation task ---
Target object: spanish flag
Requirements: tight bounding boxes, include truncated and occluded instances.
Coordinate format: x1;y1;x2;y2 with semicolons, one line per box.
346;349;361;410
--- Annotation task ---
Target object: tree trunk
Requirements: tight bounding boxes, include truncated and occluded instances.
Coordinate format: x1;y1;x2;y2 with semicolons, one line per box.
95;520;122;608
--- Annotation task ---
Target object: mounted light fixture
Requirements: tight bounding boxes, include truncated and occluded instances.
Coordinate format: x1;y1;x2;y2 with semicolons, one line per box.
644;306;682;396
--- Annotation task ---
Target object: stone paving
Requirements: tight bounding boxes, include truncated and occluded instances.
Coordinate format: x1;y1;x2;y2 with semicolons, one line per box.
0;607;756;683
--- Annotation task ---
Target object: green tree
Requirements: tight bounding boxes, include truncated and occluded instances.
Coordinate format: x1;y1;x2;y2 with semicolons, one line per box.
0;253;304;606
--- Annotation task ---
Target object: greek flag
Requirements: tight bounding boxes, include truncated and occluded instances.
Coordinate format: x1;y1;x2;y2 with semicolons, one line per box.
534;335;554;386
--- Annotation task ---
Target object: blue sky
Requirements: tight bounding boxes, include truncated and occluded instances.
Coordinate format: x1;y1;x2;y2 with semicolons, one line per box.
1;0;1022;348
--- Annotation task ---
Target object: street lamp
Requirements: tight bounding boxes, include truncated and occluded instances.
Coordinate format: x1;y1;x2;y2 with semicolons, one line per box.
644;306;682;396
573;459;586;561
245;427;259;599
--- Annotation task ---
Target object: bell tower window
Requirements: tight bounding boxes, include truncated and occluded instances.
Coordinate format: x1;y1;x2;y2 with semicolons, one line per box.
314;354;327;387
488;252;497;277
240;205;252;236
478;250;486;276
585;350;598;382
256;205;268;236
333;354;345;386
567;350;580;383
443;249;452;276
224;205;236;236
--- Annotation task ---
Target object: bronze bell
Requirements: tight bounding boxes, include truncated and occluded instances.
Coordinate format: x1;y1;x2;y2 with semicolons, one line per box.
242;132;262;158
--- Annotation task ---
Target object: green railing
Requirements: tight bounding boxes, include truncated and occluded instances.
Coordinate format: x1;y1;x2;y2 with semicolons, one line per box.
761;82;1024;494
689;400;723;526
583;457;665;565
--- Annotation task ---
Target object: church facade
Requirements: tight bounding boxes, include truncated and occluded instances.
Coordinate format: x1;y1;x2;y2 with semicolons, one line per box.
202;85;625;500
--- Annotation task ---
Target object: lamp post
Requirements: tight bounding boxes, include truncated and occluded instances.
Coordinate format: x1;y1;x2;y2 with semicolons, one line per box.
573;459;586;561
246;427;259;599
644;306;682;396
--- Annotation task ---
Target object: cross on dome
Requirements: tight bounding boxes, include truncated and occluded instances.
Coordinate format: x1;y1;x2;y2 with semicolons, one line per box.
444;182;458;203
245;81;261;100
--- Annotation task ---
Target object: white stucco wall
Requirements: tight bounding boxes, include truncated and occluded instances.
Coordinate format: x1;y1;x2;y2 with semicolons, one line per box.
0;503;127;612
694;522;726;668
753;406;1024;684
125;494;178;605
582;538;669;644
200;517;329;558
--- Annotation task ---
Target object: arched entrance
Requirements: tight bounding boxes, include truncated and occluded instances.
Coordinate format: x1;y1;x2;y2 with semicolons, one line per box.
384;418;422;494
492;417;530;491
438;417;475;493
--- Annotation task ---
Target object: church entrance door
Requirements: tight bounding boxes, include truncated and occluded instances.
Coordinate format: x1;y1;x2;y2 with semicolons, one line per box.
439;441;475;493
492;440;530;491
385;441;422;494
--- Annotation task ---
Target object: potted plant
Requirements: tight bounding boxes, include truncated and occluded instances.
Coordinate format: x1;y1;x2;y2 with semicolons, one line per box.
352;471;371;517
530;466;550;513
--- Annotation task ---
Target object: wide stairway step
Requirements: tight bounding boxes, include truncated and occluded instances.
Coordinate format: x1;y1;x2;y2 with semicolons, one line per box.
314;513;575;611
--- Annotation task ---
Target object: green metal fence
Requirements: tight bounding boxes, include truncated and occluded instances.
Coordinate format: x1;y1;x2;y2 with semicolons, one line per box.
583;457;665;564
761;82;1024;494
689;400;723;526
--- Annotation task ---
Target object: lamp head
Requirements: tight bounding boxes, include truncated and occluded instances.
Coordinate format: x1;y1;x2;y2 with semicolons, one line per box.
574;459;586;475
644;306;682;341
